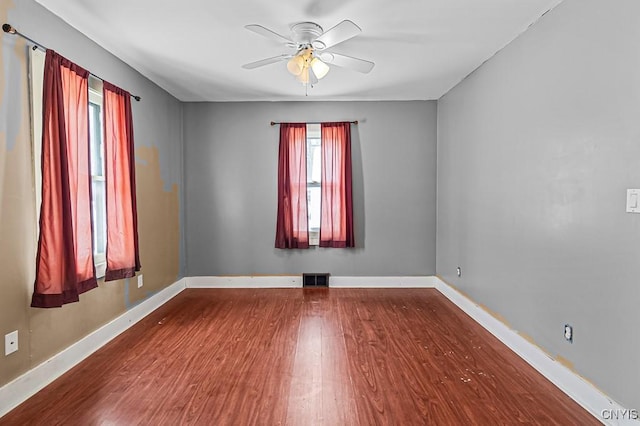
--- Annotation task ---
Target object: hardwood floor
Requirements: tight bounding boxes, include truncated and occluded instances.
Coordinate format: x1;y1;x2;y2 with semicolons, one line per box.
1;288;599;425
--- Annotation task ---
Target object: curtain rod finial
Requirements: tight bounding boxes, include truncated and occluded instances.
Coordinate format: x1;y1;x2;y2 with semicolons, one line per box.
3;24;16;34
133;95;141;102
270;121;276;126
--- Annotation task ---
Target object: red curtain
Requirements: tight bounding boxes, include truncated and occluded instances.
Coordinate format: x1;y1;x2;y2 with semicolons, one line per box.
103;82;141;280
320;122;354;248
32;50;97;308
275;123;309;248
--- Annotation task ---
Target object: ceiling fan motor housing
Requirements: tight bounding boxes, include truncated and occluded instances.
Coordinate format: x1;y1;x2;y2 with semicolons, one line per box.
290;22;324;48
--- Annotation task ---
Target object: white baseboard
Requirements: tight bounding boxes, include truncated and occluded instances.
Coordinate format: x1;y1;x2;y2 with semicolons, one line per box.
185;275;436;289
186;275;302;288
0;278;186;418
434;277;635;425
330;276;437;288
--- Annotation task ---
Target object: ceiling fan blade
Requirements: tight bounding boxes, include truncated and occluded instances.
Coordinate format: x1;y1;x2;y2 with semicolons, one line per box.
313;20;361;50
322;52;374;74
242;55;291;70
245;24;294;45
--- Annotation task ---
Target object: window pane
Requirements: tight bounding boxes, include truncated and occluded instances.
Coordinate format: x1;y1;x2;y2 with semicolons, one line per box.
310;145;321;183
89;97;106;258
91;179;106;256
307;139;321;184
306;123;321;245
307;186;321;232
89;102;103;177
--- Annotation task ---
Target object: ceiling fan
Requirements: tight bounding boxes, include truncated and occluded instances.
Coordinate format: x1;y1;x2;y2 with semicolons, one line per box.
242;20;375;87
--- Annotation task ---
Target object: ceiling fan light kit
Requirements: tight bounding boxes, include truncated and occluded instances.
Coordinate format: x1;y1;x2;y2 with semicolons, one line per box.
286;47;330;85
286;54;305;76
310;57;330;79
243;19;374;91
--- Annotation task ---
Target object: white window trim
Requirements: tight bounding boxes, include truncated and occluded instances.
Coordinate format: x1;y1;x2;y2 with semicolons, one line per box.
306;124;321;246
29;49;44;239
89;84;107;278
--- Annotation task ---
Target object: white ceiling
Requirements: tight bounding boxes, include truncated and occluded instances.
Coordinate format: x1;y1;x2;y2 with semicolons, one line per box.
35;0;562;102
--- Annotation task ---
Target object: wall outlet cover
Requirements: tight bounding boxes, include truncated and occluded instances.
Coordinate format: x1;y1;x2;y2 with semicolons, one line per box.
564;324;573;343
5;331;18;356
137;274;143;288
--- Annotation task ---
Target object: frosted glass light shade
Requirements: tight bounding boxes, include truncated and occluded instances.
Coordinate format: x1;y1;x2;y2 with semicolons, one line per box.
287;55;305;76
296;68;310;84
310;57;330;79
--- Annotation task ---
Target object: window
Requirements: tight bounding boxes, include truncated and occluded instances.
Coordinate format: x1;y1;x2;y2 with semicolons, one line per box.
276;121;354;249
29;49;140;307
89;79;107;277
306;123;321;245
29;49;107;278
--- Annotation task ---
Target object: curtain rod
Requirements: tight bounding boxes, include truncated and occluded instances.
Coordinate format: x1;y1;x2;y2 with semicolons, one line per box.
270;120;358;126
3;23;142;102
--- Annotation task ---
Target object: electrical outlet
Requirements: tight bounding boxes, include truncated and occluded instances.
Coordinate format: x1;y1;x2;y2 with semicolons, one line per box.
456;266;462;277
564;324;573;343
137;274;143;288
5;331;18;356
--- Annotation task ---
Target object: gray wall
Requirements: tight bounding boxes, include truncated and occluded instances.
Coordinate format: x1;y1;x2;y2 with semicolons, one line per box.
437;0;640;409
184;101;437;276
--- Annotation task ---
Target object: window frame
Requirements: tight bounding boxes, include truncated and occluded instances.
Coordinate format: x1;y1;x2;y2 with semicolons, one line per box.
88;83;107;278
306;124;322;246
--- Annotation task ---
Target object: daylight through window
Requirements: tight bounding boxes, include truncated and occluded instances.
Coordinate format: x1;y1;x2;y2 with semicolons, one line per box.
89;81;107;277
306;123;321;245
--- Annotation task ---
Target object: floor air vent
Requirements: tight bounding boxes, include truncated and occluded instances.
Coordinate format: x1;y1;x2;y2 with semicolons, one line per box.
303;273;330;287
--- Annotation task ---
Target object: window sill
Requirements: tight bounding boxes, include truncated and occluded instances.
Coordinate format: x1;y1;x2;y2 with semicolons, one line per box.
95;261;106;279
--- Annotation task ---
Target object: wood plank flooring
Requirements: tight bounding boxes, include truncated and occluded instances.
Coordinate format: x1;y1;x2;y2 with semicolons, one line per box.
1;288;599;425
